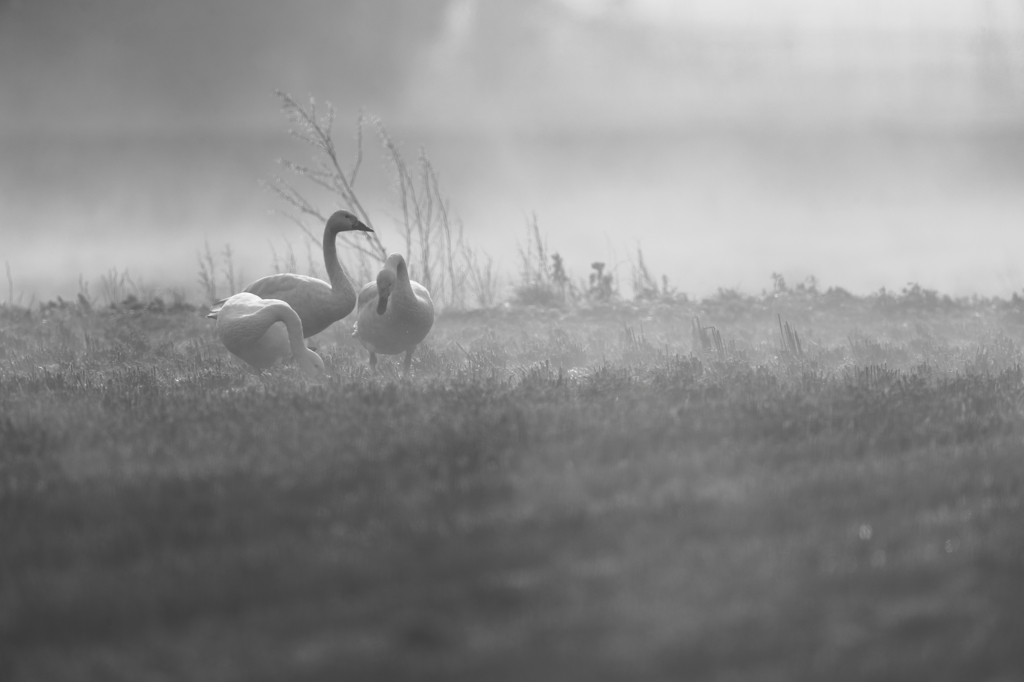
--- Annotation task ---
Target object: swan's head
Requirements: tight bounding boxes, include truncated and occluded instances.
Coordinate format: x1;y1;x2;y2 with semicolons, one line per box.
326;210;372;234
297;348;328;380
375;268;396;315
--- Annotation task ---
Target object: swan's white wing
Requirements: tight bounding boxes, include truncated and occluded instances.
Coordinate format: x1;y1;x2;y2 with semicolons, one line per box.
216;293;293;368
356;281;378;312
245;273;329;300
410;281;434;310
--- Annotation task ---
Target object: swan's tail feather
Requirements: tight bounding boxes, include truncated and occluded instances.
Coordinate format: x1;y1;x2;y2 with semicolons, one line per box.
206;297;229;320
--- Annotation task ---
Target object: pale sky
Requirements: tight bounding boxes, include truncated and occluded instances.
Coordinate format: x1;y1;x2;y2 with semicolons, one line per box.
560;0;1024;32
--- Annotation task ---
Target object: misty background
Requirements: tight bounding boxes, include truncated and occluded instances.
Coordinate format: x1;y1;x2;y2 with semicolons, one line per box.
1;0;1023;303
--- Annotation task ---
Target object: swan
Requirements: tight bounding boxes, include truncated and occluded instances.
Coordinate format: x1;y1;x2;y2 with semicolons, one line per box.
352;253;434;374
215;292;327;379
208;210;372;337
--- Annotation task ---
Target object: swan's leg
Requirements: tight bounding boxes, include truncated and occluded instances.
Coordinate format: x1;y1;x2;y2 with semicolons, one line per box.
369;351;377;370
402;347;415;375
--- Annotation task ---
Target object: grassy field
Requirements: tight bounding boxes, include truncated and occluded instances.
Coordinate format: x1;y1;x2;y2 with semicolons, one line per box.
3;287;1024;681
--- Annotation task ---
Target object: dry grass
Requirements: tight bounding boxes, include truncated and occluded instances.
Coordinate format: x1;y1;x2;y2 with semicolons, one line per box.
3;292;1024;681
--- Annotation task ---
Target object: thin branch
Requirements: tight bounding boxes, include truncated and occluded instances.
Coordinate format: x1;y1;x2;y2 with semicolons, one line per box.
336;232;391;262
349;110;365;186
5;260;12;307
274;210;323;248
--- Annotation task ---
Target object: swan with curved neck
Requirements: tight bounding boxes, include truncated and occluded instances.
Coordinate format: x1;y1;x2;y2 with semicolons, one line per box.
352;253;434;374
216;293;327;379
208;210;372;337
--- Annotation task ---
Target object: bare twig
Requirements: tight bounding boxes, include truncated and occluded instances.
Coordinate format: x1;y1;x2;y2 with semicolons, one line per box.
778;314;804;357
270;90;483;309
196;241;218;305
349;110;364;186
273;209;324;247
273;90;387;260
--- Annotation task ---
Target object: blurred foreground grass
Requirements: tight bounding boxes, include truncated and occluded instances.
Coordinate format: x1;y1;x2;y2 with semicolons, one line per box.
2;290;1024;681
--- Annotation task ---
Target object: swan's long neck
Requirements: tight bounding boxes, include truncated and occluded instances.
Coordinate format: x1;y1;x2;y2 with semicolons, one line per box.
323;226;350;292
268;302;311;361
390;254;414;299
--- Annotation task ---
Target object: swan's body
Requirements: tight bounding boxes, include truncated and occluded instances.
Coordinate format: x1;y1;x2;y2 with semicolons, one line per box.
208;210;372;337
215;292;326;379
353;253;434;374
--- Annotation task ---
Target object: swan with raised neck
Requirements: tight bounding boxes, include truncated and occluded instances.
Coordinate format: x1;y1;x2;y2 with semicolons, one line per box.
352;253;434;374
208;210;372;337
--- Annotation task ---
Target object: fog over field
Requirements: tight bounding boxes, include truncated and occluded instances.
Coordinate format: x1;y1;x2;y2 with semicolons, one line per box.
7;4;1024;680
1;0;1023;302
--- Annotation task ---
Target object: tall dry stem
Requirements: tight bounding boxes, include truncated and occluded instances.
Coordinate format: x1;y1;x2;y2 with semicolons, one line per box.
196;241;218;305
267;91;387;265
269;90;488;309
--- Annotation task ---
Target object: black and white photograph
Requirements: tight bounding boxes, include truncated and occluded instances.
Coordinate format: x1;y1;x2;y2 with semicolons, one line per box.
2;0;1024;679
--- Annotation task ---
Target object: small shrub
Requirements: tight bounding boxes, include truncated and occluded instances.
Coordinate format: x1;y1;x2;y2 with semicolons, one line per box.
513;214;572;307
587;262;614;302
631;247;660;301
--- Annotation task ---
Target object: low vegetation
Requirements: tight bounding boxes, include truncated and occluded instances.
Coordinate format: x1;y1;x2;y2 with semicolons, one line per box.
2;285;1024;680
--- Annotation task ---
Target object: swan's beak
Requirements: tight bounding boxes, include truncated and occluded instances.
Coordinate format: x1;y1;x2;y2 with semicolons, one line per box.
355;220;373;232
376;294;389;315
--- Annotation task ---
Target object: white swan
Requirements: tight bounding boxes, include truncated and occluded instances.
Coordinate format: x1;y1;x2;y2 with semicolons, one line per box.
209;210;372;337
215;292;327;379
352;253;434;374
